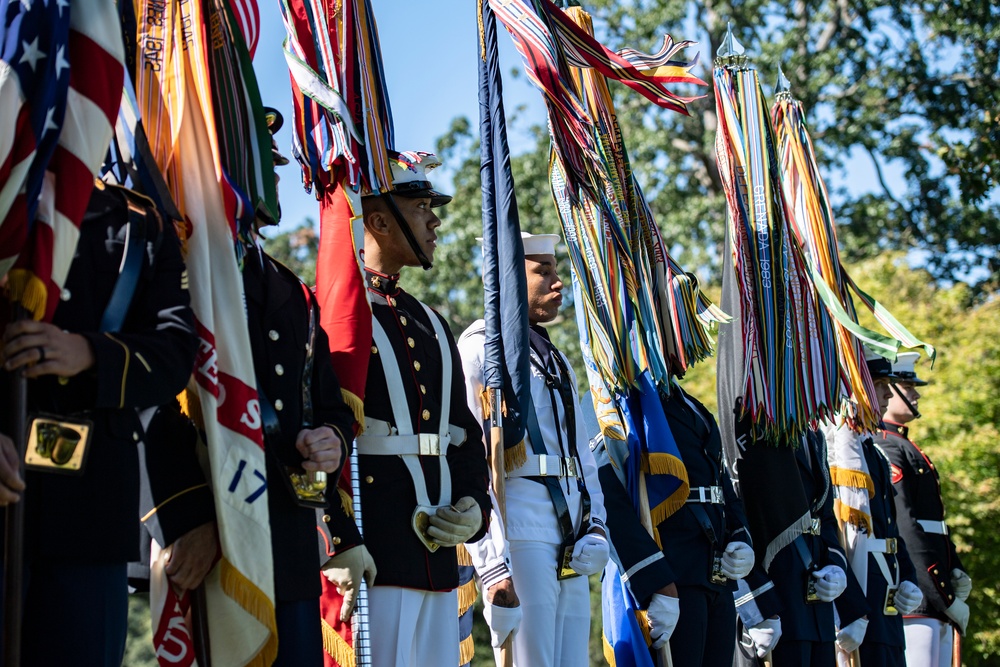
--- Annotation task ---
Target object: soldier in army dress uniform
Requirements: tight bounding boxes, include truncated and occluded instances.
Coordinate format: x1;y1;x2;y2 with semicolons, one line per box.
875;352;971;667
0;180;198;666
319;150;491;667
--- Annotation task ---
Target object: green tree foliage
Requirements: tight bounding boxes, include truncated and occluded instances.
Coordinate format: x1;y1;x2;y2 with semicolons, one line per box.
261;218;319;286
581;0;999;291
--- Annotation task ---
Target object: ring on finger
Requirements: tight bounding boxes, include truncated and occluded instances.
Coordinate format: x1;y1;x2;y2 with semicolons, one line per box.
37;347;46;363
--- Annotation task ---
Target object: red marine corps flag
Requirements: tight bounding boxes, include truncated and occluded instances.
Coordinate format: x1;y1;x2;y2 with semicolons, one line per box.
279;0;394;662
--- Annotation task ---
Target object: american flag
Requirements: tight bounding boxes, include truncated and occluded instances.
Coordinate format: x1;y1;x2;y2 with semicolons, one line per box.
226;0;260;59
0;0;124;321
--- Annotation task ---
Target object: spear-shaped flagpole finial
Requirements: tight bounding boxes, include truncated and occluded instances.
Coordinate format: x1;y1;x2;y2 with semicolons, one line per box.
776;66;792;93
716;22;745;59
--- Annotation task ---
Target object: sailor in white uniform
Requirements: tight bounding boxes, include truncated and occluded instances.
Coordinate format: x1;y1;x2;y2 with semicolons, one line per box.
458;232;608;666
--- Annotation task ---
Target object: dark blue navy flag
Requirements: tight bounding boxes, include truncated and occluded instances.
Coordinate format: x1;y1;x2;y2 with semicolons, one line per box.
478;0;529;450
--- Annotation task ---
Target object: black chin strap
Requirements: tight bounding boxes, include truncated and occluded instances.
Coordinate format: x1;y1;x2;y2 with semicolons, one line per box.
382;194;432;270
890;383;921;419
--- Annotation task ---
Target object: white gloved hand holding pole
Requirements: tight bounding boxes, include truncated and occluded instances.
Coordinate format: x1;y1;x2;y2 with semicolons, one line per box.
836;617;869;653
427;496;483;547
951;569;972;602
322;545;378;622
646;593;680;650
569;532;610;576
893;580;923;615
811;565;848;602
747;617;782;657
720;541;755;580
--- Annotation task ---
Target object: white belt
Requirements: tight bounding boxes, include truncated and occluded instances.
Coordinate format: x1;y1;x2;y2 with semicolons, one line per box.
687;486;724;504
867;537;899;554
507;454;579;479
917;519;948;535
357;419;467;457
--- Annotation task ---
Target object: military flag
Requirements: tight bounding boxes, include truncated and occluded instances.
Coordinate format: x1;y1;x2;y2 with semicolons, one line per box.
131;0;278;664
491;1;718;661
0;0;124;320
477;1;531;661
771;78;934;432
278;0;397;662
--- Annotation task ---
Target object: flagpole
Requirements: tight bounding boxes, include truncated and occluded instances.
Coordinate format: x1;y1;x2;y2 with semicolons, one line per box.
3;307;29;667
190;585;212;666
488;390;514;667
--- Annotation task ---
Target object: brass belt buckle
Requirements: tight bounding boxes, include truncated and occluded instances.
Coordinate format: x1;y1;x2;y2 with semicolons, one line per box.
885;537;898;554
25;414;93;475
711;486;724;504
809;517;821;535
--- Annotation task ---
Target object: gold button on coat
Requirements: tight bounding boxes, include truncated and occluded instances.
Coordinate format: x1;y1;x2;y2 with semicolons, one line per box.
422;409;431;421
275;399;284;411
332;537;341;545
275;364;284;376
372;346;378;354
269;330;280;341
407;337;415;348
400;316;408;326
365;476;374;484
414;361;421;371
420;384;427;395
322;514;331;523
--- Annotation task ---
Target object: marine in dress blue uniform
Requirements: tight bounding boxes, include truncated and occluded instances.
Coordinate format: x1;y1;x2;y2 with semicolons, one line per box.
0;181;198;666
320;150;491;667
875;352;970;667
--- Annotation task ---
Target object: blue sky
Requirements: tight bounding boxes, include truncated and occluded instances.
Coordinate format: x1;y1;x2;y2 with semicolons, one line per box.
251;0;903;231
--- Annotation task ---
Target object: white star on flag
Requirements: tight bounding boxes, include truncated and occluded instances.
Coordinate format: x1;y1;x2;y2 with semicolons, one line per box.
54;45;69;79
19;37;46;71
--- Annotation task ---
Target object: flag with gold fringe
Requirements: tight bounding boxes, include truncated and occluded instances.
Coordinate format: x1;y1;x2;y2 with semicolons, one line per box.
131;0;277;663
0;0;124;321
278;0;397;663
491;1;718;660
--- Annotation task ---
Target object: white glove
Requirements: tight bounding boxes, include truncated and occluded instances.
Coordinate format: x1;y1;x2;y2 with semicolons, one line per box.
646;594;680;649
427;496;483;547
321;545;378;622
720;541;755;580
893;580;923;614
836;617;869;653
951;569;972;601
483;599;522;647
747;617;782;657
569;532;610;576
944;598;970;635
812;565;848;602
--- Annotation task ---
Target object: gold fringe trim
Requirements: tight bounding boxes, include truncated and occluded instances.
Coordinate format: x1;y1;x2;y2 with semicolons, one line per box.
603;634;617;667
458;579;478;616
341;389;365;433
5;269;47;321
321;617;355;667
459;634;475;666
479;389;492;420
634;608;653;647
178;385;205;431
643;453;691;538
456;544;473;567
830;467;875;498
219;557;278;667
835;499;873;535
339;487;354;518
504;440;527;472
